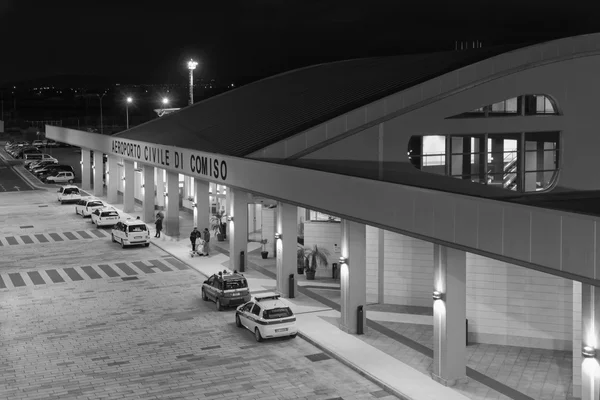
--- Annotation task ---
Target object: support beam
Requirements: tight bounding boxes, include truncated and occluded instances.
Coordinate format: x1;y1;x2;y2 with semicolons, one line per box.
92;151;104;197
276;202;297;298
228;188;248;272
107;156;119;203
143;165;155;223
581;283;600;400
123;160;135;213
81;149;91;190
432;244;467;386
155;168;165;208
165;170;180;237
339;219;366;334
194;178;210;230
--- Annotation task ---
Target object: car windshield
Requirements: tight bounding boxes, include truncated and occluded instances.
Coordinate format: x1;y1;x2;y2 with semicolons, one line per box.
88;201;103;207
128;225;147;232
263;307;293;320
224;279;247;290
63;189;79;195
102;211;118;217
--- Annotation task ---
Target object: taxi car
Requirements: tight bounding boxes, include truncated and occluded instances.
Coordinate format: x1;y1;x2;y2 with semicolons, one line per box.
111;219;150;248
57;185;82;204
235;293;297;342
201;269;251;311
75;198;106;217
91;207;120;227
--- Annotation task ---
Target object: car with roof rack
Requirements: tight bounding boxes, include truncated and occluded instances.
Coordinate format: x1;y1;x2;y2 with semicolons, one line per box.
201;269;251;311
235;292;298;342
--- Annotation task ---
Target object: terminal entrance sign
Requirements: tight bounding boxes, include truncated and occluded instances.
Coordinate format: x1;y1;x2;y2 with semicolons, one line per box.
110;138;228;182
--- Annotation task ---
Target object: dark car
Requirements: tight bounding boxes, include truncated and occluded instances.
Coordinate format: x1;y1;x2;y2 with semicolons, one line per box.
201;270;251;311
36;165;74;180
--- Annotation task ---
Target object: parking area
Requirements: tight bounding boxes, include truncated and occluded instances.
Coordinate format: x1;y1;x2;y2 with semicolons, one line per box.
0;189;396;400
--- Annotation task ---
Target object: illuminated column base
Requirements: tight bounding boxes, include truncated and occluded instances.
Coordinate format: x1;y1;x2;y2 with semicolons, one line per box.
164;170;180;237
228;188;249;271
573;281;582;398
143;165;155;223
432;244;467;386
155;168;165;208
581;283;600;400
123;160;135;213
81;149;91;190
107;156;119;203
276;202;297;298
92;152;104;197
339;219;366;334
194;178;209;230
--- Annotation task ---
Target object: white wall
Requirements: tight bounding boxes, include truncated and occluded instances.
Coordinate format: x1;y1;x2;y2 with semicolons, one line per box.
261;207;276;256
572;281;582;397
366;225;379;304
303;221;341;278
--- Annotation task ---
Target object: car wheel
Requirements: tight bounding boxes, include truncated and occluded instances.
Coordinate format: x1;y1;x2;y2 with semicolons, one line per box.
290;334;297;339
202;289;208;301
235;315;242;328
68;179;73;184
120;239;125;248
144;243;150;247
216;298;222;311
111;233;116;243
254;328;263;342
60;201;64;205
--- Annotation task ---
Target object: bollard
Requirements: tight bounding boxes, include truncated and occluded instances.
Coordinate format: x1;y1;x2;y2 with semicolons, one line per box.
466;319;469;346
332;263;338;279
288;274;295;298
239;251;245;272
357;305;364;335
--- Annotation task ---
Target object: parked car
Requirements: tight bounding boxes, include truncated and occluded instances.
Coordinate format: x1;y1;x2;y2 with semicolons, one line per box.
35;165;74;179
235;293;297;342
15;147;42;159
201;269;251;311
24;153;58;166
75;198;105;217
31;140;44;147
27;159;58;171
57;185;82;204
91;207;120;227
111;220;150;248
44;171;75;184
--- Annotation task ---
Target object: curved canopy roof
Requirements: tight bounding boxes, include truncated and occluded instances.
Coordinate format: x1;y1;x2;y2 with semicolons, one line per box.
115;44;524;157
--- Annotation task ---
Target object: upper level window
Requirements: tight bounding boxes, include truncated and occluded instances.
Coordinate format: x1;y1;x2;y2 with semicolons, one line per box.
447;94;558;118
309;211;340;222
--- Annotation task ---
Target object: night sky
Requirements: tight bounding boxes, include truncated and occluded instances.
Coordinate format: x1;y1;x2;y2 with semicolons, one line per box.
1;0;599;86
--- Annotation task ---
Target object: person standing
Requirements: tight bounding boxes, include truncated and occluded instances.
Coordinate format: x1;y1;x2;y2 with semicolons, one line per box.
201;227;210;256
190;227;200;253
155;215;163;238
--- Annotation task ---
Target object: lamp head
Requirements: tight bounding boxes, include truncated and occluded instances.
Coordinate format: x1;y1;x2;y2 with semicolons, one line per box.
162;98;169;105
187;60;198;70
126;97;133;103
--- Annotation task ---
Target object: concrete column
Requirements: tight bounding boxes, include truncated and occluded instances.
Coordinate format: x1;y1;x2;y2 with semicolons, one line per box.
339;219;366;334
276;202;297;298
581;283;600;400
81;149;91;190
143;165;155;223
107;156;119;203
92;151;104;197
123;160;135;213
377;228;385;303
194;178;210;231
165;170;180;237
573;281;582;398
228;188;248;272
432;244;467;386
155;168;165;208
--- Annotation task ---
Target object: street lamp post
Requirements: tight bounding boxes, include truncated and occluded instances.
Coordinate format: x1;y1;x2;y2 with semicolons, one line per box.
96;93;106;134
187;59;198;106
126;97;132;129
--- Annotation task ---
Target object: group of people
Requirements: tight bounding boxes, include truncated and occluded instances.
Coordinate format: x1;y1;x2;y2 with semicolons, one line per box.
190;227;210;256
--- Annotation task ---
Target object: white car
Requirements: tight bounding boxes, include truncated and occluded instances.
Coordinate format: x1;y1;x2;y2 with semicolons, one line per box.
111;219;150;248
57;185;82;204
235;293;298;342
91;207;120;227
45;171;75;184
75;198;105;217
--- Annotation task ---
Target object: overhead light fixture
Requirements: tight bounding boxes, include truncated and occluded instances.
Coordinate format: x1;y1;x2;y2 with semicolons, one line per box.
227;215;234;222
339;256;348;265
192;202;197;208
164;192;168;197
274;232;281;240
583;346;596;358
79;161;83;165
122;177;126;181
432;290;444;301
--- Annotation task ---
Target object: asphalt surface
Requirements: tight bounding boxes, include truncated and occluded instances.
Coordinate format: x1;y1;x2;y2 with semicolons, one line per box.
0;189;396;400
0;151;33;192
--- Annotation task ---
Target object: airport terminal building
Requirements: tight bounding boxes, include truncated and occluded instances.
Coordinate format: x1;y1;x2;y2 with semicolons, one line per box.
47;33;600;399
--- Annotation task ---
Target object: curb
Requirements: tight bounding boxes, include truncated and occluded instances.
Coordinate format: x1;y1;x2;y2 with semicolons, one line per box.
148;240;209;280
296;330;411;400
11;165;47;191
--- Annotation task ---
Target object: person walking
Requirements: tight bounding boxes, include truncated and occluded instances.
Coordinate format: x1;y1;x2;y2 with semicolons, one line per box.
201;227;210;256
155;215;163;238
190;227;201;253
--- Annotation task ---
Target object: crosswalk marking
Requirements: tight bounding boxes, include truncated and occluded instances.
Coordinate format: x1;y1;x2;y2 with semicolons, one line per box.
0;229;111;246
35;234;49;243
0;257;187;290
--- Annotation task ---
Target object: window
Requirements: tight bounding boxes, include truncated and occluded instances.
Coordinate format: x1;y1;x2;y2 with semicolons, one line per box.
309;211;340;222
102;211;119;217
88;201;103;207
128;225;147;232
243;302;254;312
447;95;558;118
224;279;247;290
263;307;293;320
251;304;261;316
524;95;557;115
489;97;518;114
408;131;559;193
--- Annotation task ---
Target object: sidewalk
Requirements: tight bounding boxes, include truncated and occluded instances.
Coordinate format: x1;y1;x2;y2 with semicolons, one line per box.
92;199;470;400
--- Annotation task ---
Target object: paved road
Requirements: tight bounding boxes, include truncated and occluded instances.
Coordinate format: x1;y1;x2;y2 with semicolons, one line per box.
0;152;33;192
0;190;396;400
